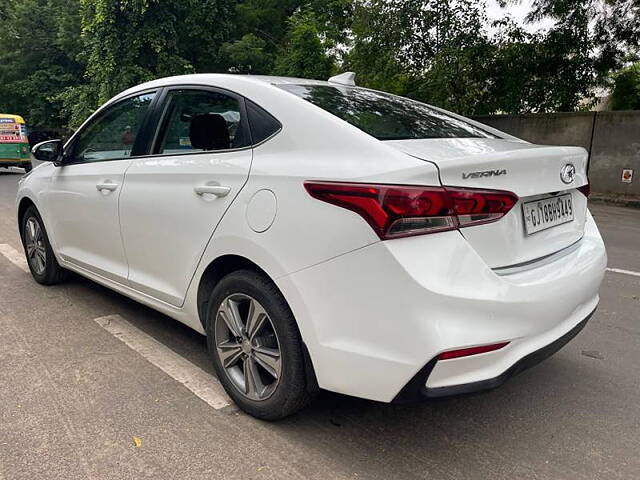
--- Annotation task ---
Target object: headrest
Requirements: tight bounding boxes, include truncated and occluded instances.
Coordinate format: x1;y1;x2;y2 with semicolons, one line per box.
189;113;230;150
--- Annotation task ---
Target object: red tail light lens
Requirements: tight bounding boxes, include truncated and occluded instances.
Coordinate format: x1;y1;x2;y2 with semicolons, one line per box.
304;181;518;239
446;188;518;227
438;341;510;360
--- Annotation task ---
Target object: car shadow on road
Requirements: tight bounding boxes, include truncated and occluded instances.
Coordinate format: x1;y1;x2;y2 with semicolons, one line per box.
268;354;605;478
59;271;609;478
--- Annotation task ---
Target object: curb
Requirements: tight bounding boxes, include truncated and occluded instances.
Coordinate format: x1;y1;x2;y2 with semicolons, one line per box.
589;195;640;209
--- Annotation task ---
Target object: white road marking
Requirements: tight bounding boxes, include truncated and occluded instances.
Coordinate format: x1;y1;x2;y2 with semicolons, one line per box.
606;267;640;278
95;314;232;410
0;243;29;273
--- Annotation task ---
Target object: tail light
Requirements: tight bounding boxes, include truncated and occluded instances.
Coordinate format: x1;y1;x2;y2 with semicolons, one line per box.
304;181;518;240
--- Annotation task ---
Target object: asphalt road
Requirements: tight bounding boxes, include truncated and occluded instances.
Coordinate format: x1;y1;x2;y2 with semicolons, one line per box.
1;166;639;480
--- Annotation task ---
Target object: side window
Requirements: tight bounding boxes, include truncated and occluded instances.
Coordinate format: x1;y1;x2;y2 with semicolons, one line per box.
69;92;155;163
155;89;249;154
246;100;281;144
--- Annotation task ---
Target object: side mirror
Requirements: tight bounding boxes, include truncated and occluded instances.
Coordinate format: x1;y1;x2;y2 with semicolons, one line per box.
32;139;63;163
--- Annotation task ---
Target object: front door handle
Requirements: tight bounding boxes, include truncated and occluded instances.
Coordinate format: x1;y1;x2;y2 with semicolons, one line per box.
96;182;118;192
194;185;231;197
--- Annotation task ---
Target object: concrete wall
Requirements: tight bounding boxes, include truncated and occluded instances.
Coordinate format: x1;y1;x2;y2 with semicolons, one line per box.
589;112;640;196
472;111;640;196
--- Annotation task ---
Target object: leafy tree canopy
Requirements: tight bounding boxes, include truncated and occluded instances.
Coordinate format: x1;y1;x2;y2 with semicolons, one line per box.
0;0;83;130
273;9;336;79
0;0;637;131
610;63;640;110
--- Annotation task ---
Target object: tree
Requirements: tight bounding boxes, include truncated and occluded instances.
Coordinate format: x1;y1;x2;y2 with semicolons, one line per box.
489;15;599;113
343;40;413;97
220;34;273;74
0;0;83;131
223;0;351;75
505;0;640;109
348;0;497;114
272;9;336;80
524;0;640;73
351;0;631;114
610;63;640;110
59;0;233;128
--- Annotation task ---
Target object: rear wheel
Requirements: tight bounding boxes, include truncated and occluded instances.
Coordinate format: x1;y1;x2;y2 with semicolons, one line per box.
206;270;313;420
23;162;32;173
21;206;66;284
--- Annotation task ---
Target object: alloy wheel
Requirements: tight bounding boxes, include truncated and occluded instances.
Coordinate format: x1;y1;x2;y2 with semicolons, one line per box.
214;293;282;401
24;217;46;275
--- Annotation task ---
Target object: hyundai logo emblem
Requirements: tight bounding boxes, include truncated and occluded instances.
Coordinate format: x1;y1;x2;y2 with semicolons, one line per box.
560;164;576;184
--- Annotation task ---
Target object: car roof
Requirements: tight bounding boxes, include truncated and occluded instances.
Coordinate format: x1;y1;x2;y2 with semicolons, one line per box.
96;73;519;144
151;73;333;87
0;114;25;123
110;73;337;103
242;75;334;86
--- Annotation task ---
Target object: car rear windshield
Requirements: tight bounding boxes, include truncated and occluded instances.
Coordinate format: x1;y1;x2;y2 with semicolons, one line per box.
278;84;496;140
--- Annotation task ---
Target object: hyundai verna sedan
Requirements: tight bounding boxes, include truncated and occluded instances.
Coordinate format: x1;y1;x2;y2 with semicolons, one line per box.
17;73;606;419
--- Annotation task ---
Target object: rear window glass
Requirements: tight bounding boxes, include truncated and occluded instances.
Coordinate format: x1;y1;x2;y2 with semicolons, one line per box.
155;90;249;154
279;84;496;140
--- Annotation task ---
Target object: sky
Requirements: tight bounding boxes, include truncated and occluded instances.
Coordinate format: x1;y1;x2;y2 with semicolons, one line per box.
486;0;556;32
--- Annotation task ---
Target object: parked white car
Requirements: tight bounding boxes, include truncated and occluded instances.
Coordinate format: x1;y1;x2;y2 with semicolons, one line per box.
17;73;606;419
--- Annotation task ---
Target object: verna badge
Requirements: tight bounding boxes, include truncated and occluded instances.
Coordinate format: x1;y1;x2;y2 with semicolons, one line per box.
560;164;576;184
462;169;507;180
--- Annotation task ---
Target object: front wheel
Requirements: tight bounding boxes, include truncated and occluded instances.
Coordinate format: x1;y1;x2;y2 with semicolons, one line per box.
206;270;313;420
21;206;66;284
23;162;32;172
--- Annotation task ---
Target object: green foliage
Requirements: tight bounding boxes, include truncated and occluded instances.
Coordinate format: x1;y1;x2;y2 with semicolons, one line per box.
610;63;640;110
272;9;336;80
348;0;633;115
488;17;598;113
348;0;499;114
0;0;638;132
233;0;301;51
343;41;413;97
0;0;83;131
221;34;272;74
224;0;350;77
526;0;640;75
62;0;233;128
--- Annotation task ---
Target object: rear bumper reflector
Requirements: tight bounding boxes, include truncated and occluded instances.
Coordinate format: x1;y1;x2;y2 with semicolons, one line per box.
438;342;510;360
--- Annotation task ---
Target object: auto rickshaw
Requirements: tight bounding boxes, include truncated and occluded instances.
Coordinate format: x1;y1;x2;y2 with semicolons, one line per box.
0;114;32;172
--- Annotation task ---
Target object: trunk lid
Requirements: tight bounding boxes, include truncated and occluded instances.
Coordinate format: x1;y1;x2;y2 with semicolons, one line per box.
385;138;589;269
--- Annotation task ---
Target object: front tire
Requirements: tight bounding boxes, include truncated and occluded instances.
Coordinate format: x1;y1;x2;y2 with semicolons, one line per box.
23;162;32;173
21;206;66;285
206;270;313;420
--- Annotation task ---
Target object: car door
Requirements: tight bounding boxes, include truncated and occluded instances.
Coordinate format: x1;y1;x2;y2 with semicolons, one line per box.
42;91;157;284
118;87;253;306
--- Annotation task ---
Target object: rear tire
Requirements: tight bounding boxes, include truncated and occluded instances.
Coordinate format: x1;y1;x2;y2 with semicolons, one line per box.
20;206;66;285
23;162;32;173
206;270;313;420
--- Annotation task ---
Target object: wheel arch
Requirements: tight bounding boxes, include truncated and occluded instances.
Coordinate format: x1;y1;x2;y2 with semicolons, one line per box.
17;196;37;241
196;254;270;331
195;253;319;394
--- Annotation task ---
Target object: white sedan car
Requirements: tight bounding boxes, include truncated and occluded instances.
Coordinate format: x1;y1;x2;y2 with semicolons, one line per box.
17;73;606;419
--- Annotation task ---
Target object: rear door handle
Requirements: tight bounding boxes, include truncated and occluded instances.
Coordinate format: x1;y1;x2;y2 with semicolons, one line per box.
194;185;231;197
96;182;118;192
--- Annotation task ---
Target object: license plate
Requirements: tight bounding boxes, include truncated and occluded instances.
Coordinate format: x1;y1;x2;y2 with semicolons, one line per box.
522;194;574;235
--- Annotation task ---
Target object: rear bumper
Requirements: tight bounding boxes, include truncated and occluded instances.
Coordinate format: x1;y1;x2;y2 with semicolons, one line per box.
394;307;594;402
278;211;607;403
0;158;30;166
